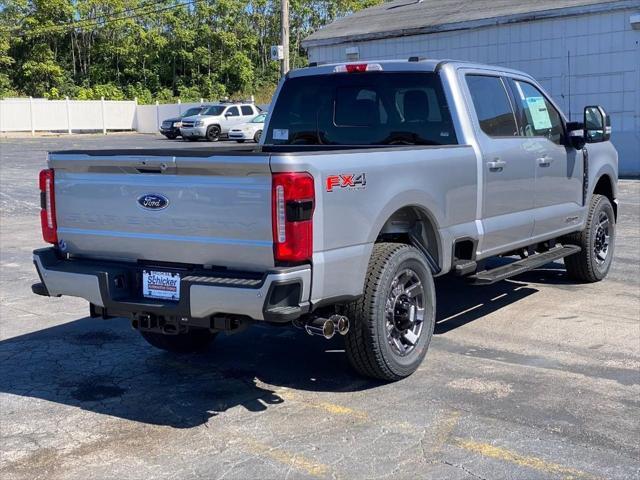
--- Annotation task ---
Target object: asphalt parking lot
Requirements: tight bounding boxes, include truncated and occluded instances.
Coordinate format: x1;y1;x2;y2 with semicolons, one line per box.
0;134;639;480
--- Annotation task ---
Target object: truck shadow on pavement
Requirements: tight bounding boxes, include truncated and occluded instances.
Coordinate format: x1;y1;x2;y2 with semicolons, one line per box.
0;263;572;428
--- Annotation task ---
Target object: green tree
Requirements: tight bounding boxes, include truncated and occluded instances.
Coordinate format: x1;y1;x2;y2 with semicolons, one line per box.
20;43;66;97
0;31;16;97
0;0;384;100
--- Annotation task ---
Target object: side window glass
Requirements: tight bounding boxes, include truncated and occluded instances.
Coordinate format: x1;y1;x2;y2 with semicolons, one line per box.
513;80;563;145
241;105;253;116
226;107;239;117
466;75;518;137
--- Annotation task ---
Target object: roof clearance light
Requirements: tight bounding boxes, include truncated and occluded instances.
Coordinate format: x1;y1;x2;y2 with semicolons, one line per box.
334;63;383;73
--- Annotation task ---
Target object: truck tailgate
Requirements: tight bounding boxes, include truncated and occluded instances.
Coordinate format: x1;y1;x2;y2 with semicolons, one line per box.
49;151;274;271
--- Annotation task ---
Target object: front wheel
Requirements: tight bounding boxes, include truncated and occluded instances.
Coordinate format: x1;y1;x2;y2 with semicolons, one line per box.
165;133;178;140
253;130;262;143
563;194;615;282
206;125;221;142
344;243;436;381
236;139;245;143
140;329;217;353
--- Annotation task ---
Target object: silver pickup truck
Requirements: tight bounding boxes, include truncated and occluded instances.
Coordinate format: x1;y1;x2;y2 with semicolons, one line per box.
32;59;618;381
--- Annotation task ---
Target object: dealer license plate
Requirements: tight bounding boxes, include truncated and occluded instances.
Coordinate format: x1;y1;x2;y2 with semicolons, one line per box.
143;270;181;301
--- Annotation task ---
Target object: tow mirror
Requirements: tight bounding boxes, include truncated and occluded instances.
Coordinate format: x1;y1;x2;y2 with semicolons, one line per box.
584;105;611;143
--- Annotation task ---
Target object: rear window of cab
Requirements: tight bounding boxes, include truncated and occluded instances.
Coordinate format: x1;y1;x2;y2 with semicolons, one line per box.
265;72;457;146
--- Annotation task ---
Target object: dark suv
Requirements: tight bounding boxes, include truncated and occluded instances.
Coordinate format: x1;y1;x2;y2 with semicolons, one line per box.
159;106;208;139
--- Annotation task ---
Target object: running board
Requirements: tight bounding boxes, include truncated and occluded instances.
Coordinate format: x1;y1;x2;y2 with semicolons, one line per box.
469;245;581;285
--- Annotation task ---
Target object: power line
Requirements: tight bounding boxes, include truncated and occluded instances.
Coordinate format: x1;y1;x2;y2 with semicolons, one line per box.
38;0;199;35
2;0;201;37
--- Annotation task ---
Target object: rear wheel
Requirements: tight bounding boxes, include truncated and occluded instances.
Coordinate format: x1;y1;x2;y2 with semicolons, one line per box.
253;130;262;143
206;125;221;142
563;194;615;282
140;329;217;353
344;243;436;381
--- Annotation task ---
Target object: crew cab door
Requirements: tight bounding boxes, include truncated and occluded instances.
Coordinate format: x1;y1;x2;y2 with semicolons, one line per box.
463;72;535;255
507;78;583;236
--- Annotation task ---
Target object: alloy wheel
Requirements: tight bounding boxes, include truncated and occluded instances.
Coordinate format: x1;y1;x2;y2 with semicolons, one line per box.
385;268;426;357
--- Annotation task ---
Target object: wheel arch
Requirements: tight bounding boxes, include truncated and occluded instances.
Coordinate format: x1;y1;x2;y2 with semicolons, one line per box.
374;205;442;273
592;173;617;219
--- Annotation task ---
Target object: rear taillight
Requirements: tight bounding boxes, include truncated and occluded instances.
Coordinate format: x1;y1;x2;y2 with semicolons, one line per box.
39;169;58;244
272;172;314;263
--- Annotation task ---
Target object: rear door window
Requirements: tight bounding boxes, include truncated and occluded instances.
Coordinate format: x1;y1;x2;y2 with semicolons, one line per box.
466;75;518;137
265;72;457;146
241;105;254;116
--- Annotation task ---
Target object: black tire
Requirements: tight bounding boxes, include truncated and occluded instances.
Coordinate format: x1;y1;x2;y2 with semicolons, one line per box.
206;125;221;142
253;130;262;143
563;194;615;282
165;133;178;140
344;243;436;381
140;329;216;354
236;139;245;143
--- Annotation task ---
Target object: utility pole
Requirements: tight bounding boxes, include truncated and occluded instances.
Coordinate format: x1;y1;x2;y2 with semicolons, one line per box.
280;0;290;76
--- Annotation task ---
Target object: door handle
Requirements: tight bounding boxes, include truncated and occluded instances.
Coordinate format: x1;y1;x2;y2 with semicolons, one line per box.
487;159;506;171
537;155;553;167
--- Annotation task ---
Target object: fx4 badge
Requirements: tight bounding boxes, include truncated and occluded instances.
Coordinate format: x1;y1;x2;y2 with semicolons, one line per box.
326;173;367;192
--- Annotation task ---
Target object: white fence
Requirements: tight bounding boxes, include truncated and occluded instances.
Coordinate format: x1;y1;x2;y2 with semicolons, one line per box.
0;97;137;133
0;98;208;134
0;98;270;135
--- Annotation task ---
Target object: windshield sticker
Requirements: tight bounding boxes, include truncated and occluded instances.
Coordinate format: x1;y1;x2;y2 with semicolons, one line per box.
526;97;552;130
273;128;289;140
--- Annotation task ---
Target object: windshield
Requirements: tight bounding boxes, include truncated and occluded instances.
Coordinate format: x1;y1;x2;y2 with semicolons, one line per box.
204;105;225;116
265;72;457;146
182;107;204;117
252;114;267;123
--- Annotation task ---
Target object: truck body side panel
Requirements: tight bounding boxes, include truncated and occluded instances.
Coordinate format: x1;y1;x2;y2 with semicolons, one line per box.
270;145;478;302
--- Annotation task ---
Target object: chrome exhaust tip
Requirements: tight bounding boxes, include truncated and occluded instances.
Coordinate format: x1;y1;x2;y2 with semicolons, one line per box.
304;318;336;339
331;315;349;336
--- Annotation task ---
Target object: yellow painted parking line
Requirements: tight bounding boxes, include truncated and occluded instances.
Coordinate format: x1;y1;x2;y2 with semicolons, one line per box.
243;438;329;477
427;410;461;454
260;389;599;479
453;438;600;480
315;401;369;420
278;389;369;421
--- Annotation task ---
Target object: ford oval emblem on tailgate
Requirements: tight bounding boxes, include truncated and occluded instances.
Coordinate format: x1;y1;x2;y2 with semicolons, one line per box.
137;193;169;211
